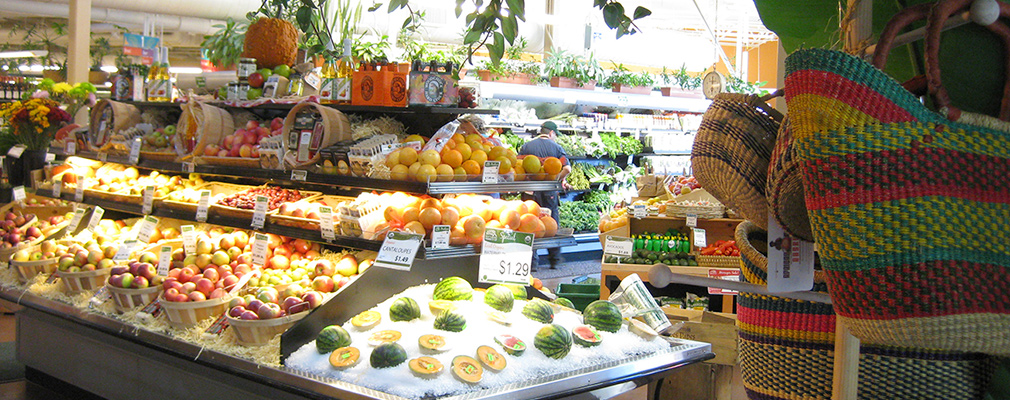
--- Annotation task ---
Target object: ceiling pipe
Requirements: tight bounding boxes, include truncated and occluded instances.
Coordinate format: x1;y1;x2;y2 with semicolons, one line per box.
42;0;259;21
0;0;223;35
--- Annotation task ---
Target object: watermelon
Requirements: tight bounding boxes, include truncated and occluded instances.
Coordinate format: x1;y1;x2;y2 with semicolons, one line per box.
583;300;623;333
506;284;528;300
389;297;421;322
552;297;575;309
434;277;473;301
316;325;351;354
370;342;408;368
521;299;554;324
494;334;526;356
534;324;572;359
572;325;603;347
434;310;467;332
484;285;515;312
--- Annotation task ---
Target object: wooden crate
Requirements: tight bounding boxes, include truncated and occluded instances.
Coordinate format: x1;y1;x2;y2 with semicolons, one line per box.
664;307;737;366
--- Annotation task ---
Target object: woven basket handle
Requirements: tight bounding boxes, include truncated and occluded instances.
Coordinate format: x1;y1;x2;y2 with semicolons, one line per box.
749;89;785;123
926;0;1010;121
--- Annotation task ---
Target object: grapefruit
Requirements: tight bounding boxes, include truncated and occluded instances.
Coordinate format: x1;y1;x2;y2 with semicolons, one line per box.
495;156;512;174
419;149;441;166
453;166;467;181
488;146;507;161
435;164;454;182
524;200;541;217
461;215;486;242
456;143;472;160
486;220;503;230
500;209;521;230
401;207;420;223
475;206;493;222
407;162;422;179
403;134;426;145
513;164;525;181
404;221;426;236
449;226;467;245
540;216;558;237
543;157;562;175
415;164;438;183
385;149;401;168
418;207;441;230
452;133;465;143
441;206;460;226
522;155;542;174
420;198;442;211
470;150;488;166
517;214;541;235
384;206;402;223
390;164;410;180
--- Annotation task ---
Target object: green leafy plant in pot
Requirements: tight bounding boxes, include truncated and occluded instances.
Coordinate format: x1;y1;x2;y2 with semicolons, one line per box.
544;48;601;90
657;64;702;97
475;37;541;84
201;17;248;70
604;63;654;94
89;36;112;84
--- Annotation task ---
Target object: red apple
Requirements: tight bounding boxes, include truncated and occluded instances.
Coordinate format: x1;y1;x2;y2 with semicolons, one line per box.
245;120;260;130
209;288;228;299
312;259;334;277
247;73;265;88
311;275;334;292
164;287;180;299
195;278;214;295
302;291;324;309
239;144;253;158
203;144;219;157
229;305;246;318
268;255;290;270
246;299;265;313
240;310;259;320
257;303;281;319
189;291;207;302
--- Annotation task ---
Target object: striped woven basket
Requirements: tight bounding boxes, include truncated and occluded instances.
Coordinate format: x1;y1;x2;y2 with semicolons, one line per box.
735;221;995;400
785;46;1010;356
765;116;813;242
692;92;783;230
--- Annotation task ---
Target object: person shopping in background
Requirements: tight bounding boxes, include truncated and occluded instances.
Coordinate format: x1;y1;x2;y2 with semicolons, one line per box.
519;121;571;269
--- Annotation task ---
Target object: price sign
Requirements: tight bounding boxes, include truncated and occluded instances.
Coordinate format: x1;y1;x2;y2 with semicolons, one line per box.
181;225;197;255
157;245;172;276
685;214;698;228
251;195;268;229
44;152;55;164
380;143;404;154
114;240;139;262
479;228;534;285
87;207;105;231
431;225;451;249
137;215;159;243
318;206;336;241
692;228;707;248
75;176;85;202
129;137;142;164
12;186;25;203
403;141;423;151
52;181;62;198
373;231;423;271
252;233;269;268
65;141;76;155
67;208;86;233
603;236;634;258
632;204;646;219
98;152;108;162
7;145;25;158
89;286;112;309
482;161;500;183
708;268;741;295
142;185;155;215
290;170;307;181
297;131;312;162
195;190;211;222
182;162;196;173
766;217;815;293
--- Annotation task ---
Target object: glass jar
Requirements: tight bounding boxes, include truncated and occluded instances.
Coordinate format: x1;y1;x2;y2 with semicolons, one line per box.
288;73;304;97
237;58;257;80
227;82;239;101
237;80;249;101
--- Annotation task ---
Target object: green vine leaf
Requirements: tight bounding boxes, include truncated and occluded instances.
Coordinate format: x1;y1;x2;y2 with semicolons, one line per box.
632;6;650;20
602;4;622;29
368;3;383;12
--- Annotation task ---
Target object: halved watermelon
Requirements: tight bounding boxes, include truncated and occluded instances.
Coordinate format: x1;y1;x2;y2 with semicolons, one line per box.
572;325;603;347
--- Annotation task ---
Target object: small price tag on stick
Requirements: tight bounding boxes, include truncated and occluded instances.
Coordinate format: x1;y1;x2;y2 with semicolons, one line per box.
7;145;25;158
142;186;155;215
65;141;76;155
603;236;634;258
251;195;268;229
318;206;336;242
693;228;707;248
290;170;307;181
114;240;139;262
75;176;85;202
252;233;269;268
52;181;62;198
182;162;195;173
157;245;172;276
89;286;112;309
373;231;423;271
129;137;142;164
137;215;158;243
67;208;86;233
431;225;451;249
195;190;211;222
633;204;646;219
482;161;500;183
685;214;698;228
182;225;197;255
12;186;25;203
87;207;105;231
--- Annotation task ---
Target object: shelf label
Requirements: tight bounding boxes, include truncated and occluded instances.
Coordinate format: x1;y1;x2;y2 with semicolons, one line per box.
67;208;86;233
632;204;646;219
98;152;108;162
137;215;159;243
195;190;211;222
181;225;197;255
65;141;76;156
479;228;534;286
129;137;142;164
603;235;634;258
707;268;741;295
482;161;500;183
44;152;55;164
51;181;62;198
142;185;155;215
380;143;403;154
12;186;25;203
182;162;196;173
89;286;112;309
251;195;268;229
431;225;451;249
692;228;706;248
157;245;172;276
87;207;105;231
403;141;423;151
290;170;307;181
318;206;336;242
685;214;698;228
74;176;85;202
114;239;139;262
373;231;423;271
252;233;269;268
766;217;815;293
7;145;25;159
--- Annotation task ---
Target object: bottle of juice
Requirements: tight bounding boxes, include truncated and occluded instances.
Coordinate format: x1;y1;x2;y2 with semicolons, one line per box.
157;49;172;101
319;55;337;104
335;38;354;104
145;51;163;101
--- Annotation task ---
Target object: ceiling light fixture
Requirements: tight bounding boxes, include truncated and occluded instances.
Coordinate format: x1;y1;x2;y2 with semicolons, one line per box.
0;50;49;59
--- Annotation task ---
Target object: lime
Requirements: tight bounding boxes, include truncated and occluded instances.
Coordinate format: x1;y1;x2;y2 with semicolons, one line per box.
273;64;291;78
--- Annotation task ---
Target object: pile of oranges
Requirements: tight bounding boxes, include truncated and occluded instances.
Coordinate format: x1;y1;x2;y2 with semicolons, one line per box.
377;192;559;245
384;134;565;182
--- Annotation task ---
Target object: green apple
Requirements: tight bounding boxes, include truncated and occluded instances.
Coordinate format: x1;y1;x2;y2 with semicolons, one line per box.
164;125;177;136
256;68;273;78
247;88;263;100
272;64;291;78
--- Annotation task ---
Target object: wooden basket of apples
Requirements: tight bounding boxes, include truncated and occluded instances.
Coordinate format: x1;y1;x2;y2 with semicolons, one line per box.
8;236;77;283
270;195;351;231
224;286;323;346
0;220;46;262
198;118;285;168
106;259;163;312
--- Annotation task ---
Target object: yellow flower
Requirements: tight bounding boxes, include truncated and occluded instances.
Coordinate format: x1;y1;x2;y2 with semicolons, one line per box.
52;82;73;94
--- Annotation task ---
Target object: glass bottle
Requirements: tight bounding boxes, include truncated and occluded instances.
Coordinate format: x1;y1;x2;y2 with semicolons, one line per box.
145;51;163;102
335;38;354;104
319;55;337;104
157;50;172;101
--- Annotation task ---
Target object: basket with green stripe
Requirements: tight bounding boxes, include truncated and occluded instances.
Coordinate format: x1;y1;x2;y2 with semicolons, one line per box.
783;0;1010;355
735;220;995;400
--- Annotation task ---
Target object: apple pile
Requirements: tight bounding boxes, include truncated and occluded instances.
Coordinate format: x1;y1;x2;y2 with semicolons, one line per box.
108;259;162;290
141;124;177;152
226;286;323;321
202;119;283;159
304;253;371;294
161;228;255;302
79;164;196;198
22;197;70;207
276;200;324;220
0;212;41;249
247;234;322;289
54;241;118;273
216;186;305;211
34;214;68;238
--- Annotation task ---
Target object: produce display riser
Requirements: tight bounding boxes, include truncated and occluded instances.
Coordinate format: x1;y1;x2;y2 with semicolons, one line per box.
2;286;713;400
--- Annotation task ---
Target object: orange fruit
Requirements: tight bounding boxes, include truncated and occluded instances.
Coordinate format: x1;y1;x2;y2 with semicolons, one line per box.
383;206;402;222
475;206;493;222
495;156;512;174
540;216;558;237
384;149;401;168
449;226;467;245
441;206;460;226
435;164;454;182
390;164;410;181
543;157;562;175
419;149;441;166
512;201;529;215
420;198;442;211
461;215;486;241
403;134;427;145
500;209;521;230
513;164;525;181
452;166;467;181
418;207;442;230
399;147;418;165
465;133;482;144
415;164;438;183
442;149;463;168
404;221;426;236
470;150;488;166
456;143;472;160
517;214;541;235
524;200;541;217
488;146;507;161
443;139;456;149
461;160;481;176
401;206;420;223
486;220;503;230
452;133;465;143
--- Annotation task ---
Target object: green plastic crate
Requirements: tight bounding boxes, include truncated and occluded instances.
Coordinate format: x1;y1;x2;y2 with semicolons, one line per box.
557;283;601;312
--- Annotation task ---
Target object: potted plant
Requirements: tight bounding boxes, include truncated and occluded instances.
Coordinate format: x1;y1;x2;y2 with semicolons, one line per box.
476;37;541;85
604;63;653;94
244;0;300;69
201;17;247;70
658;65;702;97
544;48;601;90
89;36;112;84
353;35;391;64
297;0;361;67
6;20;68;81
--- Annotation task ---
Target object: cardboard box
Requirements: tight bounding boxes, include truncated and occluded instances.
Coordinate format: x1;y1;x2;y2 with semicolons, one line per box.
664;307;738;366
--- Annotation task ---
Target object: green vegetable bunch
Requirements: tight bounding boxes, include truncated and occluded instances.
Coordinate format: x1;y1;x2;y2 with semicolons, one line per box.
583;190;614;211
598;132;642;158
559;201;601;232
499;132;527;154
554;133;586;158
566;163;591;190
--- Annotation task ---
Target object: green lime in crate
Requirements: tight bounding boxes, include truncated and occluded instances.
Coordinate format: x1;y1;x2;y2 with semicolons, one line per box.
556;283;600;312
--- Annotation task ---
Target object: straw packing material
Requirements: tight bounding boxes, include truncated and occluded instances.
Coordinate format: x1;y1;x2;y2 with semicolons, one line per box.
281;102;350;168
691;93;781;230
